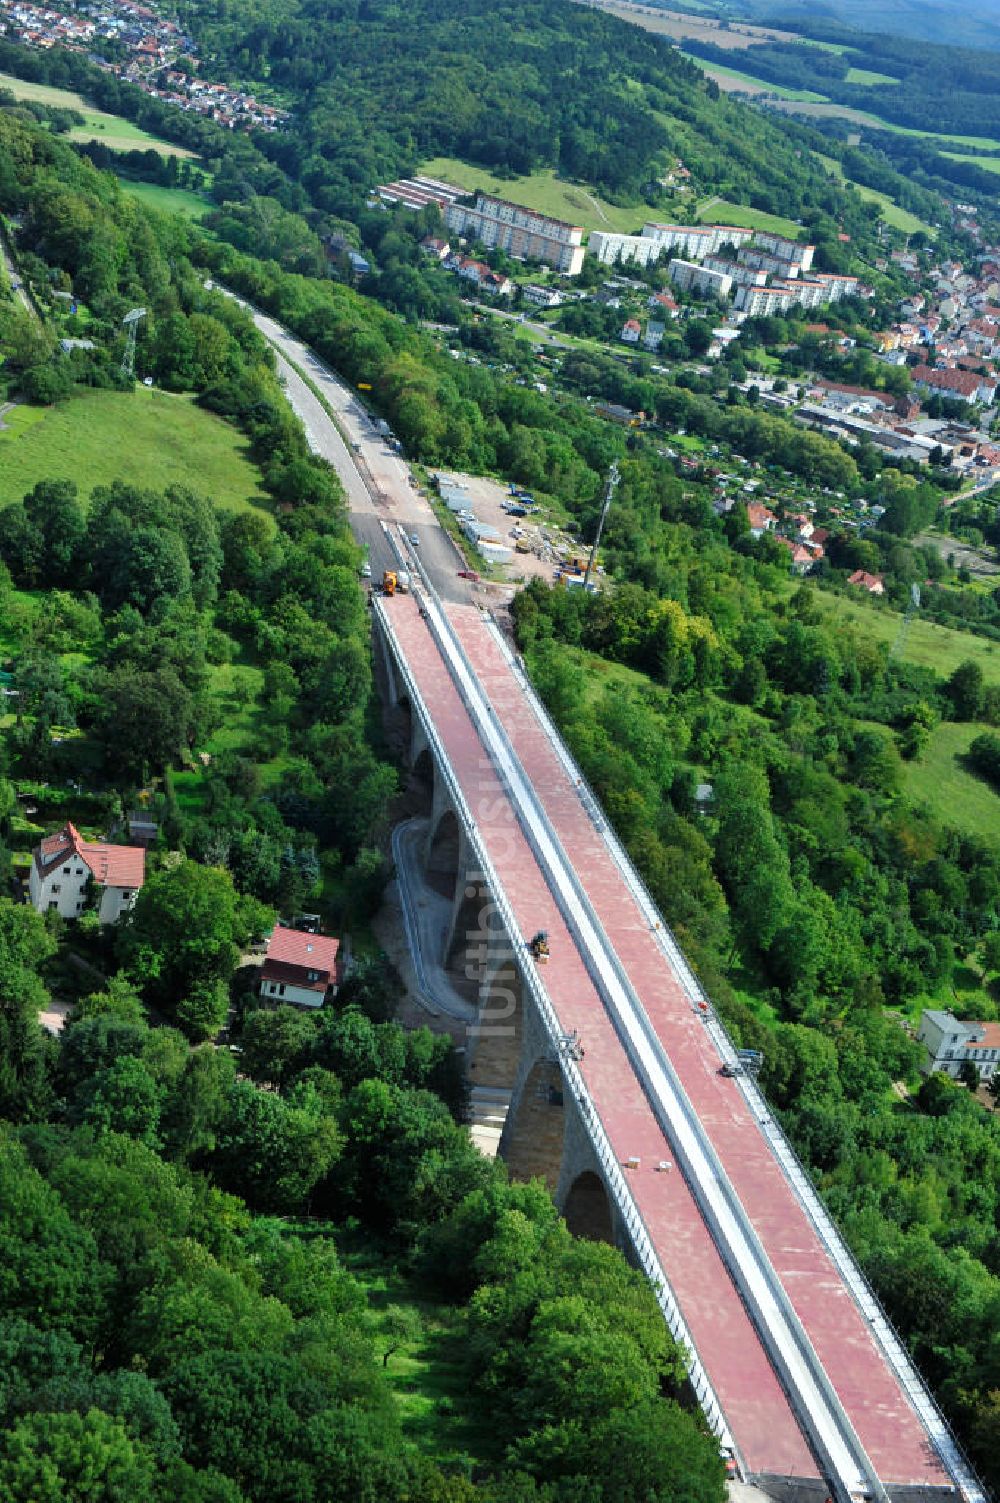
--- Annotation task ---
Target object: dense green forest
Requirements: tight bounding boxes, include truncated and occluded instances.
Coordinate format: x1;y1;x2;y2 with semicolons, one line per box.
0;0;883;240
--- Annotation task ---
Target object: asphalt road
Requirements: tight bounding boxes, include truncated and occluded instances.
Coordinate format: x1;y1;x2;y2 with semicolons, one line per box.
236;302;472;603
1;226;36;318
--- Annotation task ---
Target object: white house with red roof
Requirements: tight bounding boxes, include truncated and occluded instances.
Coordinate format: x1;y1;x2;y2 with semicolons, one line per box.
917;1009;1000;1082
29;823;145;925
260;924;340;1009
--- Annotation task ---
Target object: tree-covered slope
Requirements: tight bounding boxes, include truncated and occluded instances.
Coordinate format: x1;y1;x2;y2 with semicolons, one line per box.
178;0;869;226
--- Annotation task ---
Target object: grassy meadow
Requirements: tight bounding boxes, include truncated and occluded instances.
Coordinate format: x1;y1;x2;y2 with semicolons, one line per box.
119;181;212;218
0;388;267;512
902;720;1000;841
0;71;194;156
421;157;647;235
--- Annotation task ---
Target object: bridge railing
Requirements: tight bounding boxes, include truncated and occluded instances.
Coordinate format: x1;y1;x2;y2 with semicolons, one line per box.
372;594;740;1470
482;617;986;1503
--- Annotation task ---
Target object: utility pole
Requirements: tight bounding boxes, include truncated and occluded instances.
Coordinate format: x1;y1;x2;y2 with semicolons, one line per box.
584;461;619;591
121;307;146;382
891;583;921;660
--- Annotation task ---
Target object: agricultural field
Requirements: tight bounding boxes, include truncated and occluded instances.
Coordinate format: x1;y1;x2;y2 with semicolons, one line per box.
570;2;809;48
0;388;267;512
770;94;1000;152
844;66;899;85
942;151;1000;175
421;156;648;235
119;181;212;218
0;71;194;156
679;53;828;100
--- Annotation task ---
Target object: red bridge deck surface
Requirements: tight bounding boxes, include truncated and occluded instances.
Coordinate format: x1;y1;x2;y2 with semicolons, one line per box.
390;596;814;1481
447;601;949;1493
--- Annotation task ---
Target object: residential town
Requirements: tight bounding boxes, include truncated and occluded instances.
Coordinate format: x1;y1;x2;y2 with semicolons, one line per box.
375;177;1000;545
0;0;289;128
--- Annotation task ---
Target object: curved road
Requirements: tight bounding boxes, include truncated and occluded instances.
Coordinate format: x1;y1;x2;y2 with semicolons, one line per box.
232;301;473;603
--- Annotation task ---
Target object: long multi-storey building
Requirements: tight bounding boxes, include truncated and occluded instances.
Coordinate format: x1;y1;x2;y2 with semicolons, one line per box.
643;222;753;259
752;231;815;270
737;246;802;280
668;258;733;300
702;255;767;288
780;279;826;310
445;194;585;275
734;283;797;317
812;271;860;301
588;230;662;268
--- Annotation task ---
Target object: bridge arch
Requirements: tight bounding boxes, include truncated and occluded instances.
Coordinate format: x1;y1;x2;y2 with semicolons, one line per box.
426;807;461;901
466;947;523;1092
501;1055;565;1189
563;1170;614;1245
411;745;435;807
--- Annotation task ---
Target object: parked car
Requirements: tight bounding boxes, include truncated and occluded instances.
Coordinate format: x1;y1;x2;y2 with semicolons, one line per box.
457;569;480;581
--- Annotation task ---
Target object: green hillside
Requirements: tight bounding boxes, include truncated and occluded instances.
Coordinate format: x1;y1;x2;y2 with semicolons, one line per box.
175;0;875;237
0;390;266;511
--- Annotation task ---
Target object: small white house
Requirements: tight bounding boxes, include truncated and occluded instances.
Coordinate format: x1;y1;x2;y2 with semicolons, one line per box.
917;1008;1000;1081
29;822;145;925
523;284;563;308
260;924;340;1009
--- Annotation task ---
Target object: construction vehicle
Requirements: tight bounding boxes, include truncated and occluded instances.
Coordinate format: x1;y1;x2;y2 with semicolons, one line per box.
528;930;550;964
382;570;397;596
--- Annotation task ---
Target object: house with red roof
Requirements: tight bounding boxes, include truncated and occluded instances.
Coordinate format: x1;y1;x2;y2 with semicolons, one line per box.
746;502;776;537
260;924;340;1009
917;1009;1000;1082
912;364;997;405
847;569;885;596
775;536;814;574
29;822;145;925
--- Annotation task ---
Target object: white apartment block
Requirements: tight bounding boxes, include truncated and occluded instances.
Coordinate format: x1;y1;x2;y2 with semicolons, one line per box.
917;1009;1000;1081
588;230;662;268
812;272;860;301
752;232;815;271
643;223;753;259
445;194;584;275
737;247;802;280
780;279;827;310
702;256;767;288
668;259;733;301
734;283;797;317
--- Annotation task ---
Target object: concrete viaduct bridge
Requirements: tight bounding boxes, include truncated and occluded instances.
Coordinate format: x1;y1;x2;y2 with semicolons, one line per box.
372;528;984;1503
